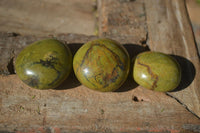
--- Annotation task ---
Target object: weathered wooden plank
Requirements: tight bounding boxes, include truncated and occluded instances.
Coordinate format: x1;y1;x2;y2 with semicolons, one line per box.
0;33;199;132
0;75;200;132
98;0;200;118
186;0;200;54
0;0;95;36
145;0;200;117
0;0;200;132
98;0;147;44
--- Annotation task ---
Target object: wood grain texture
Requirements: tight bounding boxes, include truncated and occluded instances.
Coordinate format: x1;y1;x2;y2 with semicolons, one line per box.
98;0;147;44
0;33;200;133
1;0;200;132
0;75;200;132
145;0;200;117
0;0;95;35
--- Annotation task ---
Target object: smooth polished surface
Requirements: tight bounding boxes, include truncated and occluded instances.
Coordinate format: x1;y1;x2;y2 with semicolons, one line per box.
73;38;130;92
15;39;72;89
133;52;181;92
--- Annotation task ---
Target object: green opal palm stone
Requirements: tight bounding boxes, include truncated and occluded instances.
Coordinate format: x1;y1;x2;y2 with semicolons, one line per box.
73;38;130;92
15;39;72;89
133;52;181;92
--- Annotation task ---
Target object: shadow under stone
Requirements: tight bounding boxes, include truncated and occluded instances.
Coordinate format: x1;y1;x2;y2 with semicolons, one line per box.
54;43;83;90
55;43;150;91
169;55;196;92
115;44;150;92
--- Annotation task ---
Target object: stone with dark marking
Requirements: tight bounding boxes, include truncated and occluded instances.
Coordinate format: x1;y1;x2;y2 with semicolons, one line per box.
15;39;72;89
133;51;181;92
73;38;130;92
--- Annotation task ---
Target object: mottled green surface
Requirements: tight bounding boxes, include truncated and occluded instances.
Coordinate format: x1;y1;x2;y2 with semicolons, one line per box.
15;39;72;89
73;38;130;92
133;52;181;92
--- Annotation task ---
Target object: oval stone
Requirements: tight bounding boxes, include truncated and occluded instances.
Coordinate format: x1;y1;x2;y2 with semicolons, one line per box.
15;39;72;89
133;51;181;92
73;38;130;92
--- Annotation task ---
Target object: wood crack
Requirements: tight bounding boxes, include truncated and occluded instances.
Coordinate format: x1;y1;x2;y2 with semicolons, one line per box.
7;57;15;74
141;0;149;46
166;92;200;120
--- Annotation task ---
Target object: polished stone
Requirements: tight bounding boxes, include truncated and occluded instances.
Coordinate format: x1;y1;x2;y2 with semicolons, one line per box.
15;39;72;89
133;51;181;92
73;38;130;92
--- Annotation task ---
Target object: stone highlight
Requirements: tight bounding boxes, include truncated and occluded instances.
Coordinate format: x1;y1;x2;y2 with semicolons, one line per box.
133;51;181;92
73;38;130;92
15;39;72;89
